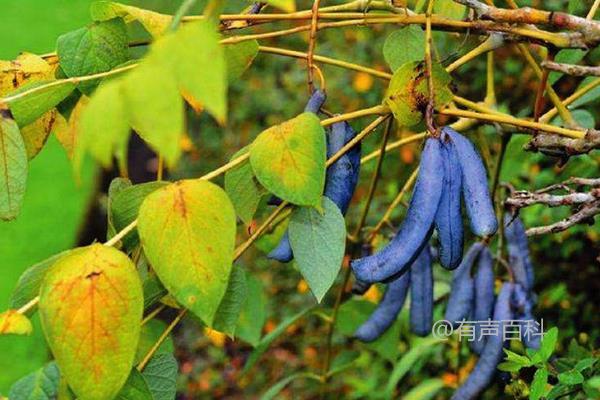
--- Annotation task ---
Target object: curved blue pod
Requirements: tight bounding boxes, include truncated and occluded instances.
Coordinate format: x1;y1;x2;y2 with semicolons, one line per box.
504;213;534;291
445;242;484;326
444;127;498;237
470;246;495;354
410;246;434;336
352;245;374;295
452;282;515;400
304;89;327;114
512;284;540;350
354;268;411;342
435;132;464;270
351;138;445;283
324;121;361;215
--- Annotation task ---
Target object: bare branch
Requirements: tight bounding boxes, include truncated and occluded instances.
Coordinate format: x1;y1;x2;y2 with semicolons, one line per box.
454;0;600;47
505;190;600;208
525;202;600;236
541;61;600;77
524;130;600;158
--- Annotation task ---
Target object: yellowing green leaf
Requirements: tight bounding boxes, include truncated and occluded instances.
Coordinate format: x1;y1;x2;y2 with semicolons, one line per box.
0;310;33;335
0;53;58;95
54;95;89;160
434;0;466;20
38;244;143;400
21;109;59;159
7;80;77;128
77;79;129;169
151;20;227;123
288;197;346;302
91;1;172;38
0;110;28;220
122;61;183;167
263;0;296;13
384;61;452;127
57;18;129;94
137;180;236;325
250;113;326;207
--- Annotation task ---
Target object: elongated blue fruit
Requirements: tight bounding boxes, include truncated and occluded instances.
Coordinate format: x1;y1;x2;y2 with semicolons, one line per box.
452;282;514;400
512;284;540;350
304;89;327;114
445;242;484;326
352;245;374;295
410;246;434;336
435;132;464;269
471;246;495;354
351;138;445;283
444;127;498;237
354;269;410;342
504;213;534;291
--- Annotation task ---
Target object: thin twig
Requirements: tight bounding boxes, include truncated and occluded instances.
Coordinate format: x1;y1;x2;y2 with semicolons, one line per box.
541;61;600;77
137;308;187;371
307;0;322;92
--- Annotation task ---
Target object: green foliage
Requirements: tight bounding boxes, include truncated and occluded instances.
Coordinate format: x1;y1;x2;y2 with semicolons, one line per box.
0;113;27;220
383;26;425;72
235;274;267;347
141;354;178;400
57;18;129;94
7;81;76;127
213;266;248;337
224;146;265;224
116;370;153;400
250;112;326;207
8;362;60;400
137;180;236;326
288;196;346;301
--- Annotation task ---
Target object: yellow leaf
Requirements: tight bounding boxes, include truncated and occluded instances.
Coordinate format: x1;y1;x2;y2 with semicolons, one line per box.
39;244;143;400
91;1;172;38
0;310;32;336
54;96;89;159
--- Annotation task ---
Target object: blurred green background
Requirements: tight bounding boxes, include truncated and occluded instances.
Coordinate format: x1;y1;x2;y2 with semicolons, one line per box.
1;0;598;398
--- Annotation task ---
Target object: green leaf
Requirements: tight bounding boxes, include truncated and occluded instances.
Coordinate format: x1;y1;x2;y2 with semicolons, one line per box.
385;337;443;396
250;112;326;207
10;251;70;311
243;306;313;374
384;61;453;127
530;368;548;400
503;348;533;367
236;275;267;347
134;319;175;365
56;18;129;94
107;177;132;239
403;378;444;400
0;111;28;221
150;20;227;123
111;181;169;249
434;0;466;19
553;109;595;129
574;357;597;372
137;180;236;326
0;309;33;335
383;26;426;72
116;370;153;400
539;327;558;362
571;77;600;108
558;369;585;385
261;0;296;13
224;146;265;224
546;383;573;400
8;362;60;400
91;1;172;38
122;61;184;168
38;244;144;400
7;81;77;127
498;361;525;373
288;197;346;302
77;79;129;170
140;353;178;400
336;299;401;362
213;267;248;337
588;375;600;388
142;274;168;311
225;40;259;82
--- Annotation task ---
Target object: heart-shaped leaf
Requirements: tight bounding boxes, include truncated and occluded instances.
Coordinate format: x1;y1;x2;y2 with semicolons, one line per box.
137;179;236;325
224;146;265;224
250;113;326;207
38;244;143;400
